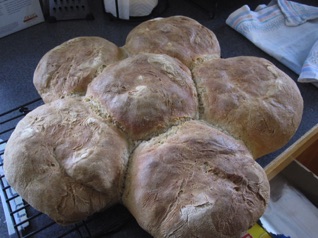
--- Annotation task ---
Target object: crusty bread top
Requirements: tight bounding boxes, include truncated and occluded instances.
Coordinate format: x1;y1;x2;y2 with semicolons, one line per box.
3;97;129;225
192;56;304;158
33;37;124;103
86;53;199;141
123;120;269;238
123;16;221;68
4;15;305;236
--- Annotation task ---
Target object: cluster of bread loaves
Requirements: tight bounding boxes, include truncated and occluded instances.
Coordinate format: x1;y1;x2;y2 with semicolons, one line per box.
4;16;303;238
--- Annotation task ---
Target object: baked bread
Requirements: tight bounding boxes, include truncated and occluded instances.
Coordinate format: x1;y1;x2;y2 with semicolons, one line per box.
86;53;198;141
3;97;129;225
123;16;221;68
3;15;304;237
123;120;269;238
192;56;304;158
33;37;124;103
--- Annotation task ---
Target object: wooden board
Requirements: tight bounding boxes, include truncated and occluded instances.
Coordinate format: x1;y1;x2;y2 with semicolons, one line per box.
265;123;318;180
296;134;318;175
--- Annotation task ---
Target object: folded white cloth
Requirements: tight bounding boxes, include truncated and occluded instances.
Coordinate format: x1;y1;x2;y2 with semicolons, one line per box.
226;0;318;87
104;0;158;20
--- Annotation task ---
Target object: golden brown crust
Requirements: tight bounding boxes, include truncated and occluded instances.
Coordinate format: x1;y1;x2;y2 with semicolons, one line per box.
123;16;221;68
192;56;304;158
33;37;125;103
4;16;305;237
3;97;129;225
86;53;199;141
123;120;270;238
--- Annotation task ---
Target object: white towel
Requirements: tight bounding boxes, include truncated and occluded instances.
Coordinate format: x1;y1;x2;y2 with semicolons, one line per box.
226;0;318;88
104;0;158;20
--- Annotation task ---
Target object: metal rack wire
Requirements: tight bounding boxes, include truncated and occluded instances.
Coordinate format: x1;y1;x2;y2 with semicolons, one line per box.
0;99;138;238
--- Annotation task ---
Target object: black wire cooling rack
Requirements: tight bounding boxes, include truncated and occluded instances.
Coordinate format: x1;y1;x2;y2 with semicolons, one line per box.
0;99;149;238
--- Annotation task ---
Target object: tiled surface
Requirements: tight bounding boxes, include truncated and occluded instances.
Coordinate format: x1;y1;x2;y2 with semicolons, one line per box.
0;0;317;237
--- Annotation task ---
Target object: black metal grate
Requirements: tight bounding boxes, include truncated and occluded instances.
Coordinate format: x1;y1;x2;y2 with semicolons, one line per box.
47;0;94;22
0;99;138;238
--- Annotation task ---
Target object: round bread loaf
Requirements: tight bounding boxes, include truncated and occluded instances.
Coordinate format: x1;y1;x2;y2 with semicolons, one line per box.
192;56;304;159
123;120;270;238
33;37;124;103
123;16;221;68
4;15;304;237
86;53;198;141
3;97;129;225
